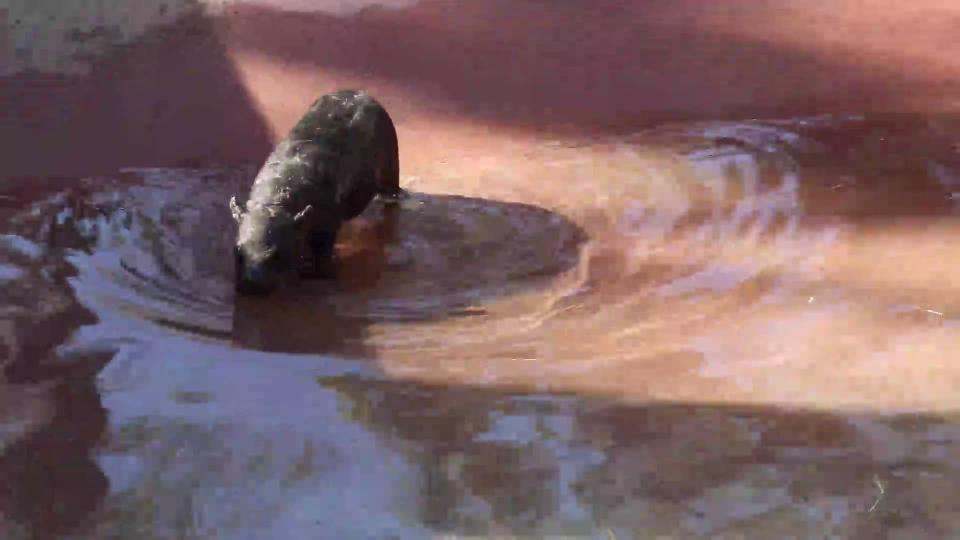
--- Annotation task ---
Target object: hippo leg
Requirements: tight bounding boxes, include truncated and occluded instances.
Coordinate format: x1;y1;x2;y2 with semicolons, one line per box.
377;114;404;205
378;203;400;243
301;224;341;279
379;157;403;205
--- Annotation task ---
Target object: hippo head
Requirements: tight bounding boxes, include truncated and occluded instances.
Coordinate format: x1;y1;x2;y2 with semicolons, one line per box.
230;196;313;295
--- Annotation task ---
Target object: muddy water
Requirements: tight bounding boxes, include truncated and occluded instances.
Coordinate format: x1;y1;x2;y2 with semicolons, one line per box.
4;112;960;538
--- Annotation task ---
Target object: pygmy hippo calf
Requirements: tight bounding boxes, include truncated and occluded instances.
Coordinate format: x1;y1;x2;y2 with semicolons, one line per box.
230;89;403;295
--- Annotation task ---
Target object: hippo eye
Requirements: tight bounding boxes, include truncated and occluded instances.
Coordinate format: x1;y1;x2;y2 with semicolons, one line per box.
263;248;282;264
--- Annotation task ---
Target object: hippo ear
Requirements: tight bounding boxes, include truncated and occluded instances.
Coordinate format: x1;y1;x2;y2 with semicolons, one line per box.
293;205;313;226
229;196;244;223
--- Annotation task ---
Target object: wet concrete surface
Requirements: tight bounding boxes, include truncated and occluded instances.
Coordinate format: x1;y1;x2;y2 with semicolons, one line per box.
4;1;960;539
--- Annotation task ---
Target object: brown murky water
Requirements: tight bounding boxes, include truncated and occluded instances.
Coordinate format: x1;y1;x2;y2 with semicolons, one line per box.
6;1;960;539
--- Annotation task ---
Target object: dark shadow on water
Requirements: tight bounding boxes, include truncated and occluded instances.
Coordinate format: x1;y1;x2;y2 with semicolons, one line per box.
654;111;960;223
787;112;960;221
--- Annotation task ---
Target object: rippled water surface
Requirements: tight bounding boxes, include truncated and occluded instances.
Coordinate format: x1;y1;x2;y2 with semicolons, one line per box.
5;113;960;538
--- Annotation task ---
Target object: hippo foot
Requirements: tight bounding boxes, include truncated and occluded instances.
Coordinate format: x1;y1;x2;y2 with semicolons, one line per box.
299;259;337;280
379;188;409;206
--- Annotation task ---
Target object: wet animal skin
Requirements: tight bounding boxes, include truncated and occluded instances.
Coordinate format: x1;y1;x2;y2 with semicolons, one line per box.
229;89;404;295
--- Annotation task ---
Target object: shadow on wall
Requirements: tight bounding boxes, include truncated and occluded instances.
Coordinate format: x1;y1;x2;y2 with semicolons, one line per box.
2;0;274;179
217;0;960;135
6;0;960;179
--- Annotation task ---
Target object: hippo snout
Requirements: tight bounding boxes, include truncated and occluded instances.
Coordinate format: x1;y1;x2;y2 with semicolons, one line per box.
234;245;283;295
235;264;283;296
